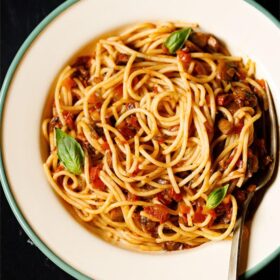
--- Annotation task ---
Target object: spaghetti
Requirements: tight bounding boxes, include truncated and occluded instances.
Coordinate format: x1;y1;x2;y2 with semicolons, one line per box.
42;22;270;251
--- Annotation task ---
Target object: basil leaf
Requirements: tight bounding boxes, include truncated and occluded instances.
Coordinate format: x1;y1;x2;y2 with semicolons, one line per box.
55;128;84;175
56;127;67;143
206;184;229;209
164;28;192;54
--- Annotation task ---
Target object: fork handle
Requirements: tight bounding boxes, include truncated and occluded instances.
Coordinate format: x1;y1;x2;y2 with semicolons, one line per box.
228;192;254;280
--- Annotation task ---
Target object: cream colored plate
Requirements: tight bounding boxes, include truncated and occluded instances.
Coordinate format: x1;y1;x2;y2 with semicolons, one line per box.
1;0;279;279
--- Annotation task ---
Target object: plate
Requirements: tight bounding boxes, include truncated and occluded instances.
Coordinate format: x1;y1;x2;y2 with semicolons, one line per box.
0;0;279;279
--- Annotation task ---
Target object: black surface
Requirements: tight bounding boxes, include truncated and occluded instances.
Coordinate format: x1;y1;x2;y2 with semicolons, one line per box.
0;0;280;279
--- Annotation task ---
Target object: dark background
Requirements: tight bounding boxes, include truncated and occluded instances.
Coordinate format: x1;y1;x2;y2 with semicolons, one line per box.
0;0;279;279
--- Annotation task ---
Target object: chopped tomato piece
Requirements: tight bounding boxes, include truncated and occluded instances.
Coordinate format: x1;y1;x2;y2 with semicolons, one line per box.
101;141;110;151
144;205;169;224
132;76;139;88
256;79;266;89
205;209;217;227
222;194;231;205
176;49;192;68
157;188;183;206
88;94;103;110
168;188;183;202
120;139;128;145
93;178;106;191
206;209;217;219
117;114;140;140
92;177;106;191
54;165;64;172
118;127;136;140
157;190;173;206
62;77;76;90
192;206;206;223
162;44;169;54
89;166;99;180
89;166;106;191
114;84;123;101
178;203;191;214
93;76;103;84
153;86;159;93
63;112;75;129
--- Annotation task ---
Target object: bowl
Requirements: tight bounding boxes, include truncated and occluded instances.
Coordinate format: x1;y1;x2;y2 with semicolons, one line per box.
1;0;279;279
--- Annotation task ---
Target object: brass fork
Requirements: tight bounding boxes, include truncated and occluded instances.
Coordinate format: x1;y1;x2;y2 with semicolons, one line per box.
228;82;278;280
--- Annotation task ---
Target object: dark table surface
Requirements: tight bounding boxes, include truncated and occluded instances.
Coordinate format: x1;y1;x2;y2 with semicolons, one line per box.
1;0;280;279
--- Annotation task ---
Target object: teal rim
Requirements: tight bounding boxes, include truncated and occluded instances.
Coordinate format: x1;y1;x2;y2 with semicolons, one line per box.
0;1;279;279
245;0;280;29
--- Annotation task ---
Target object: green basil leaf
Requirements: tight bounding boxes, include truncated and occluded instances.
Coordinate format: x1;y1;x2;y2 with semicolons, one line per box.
164;28;192;54
206;184;229;209
56;127;67;143
55;128;84;175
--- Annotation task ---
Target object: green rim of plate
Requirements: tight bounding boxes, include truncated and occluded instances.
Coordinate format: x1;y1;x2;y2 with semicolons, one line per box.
0;1;279;279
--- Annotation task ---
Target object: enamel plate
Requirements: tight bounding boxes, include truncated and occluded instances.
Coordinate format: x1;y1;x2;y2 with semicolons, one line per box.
1;0;279;279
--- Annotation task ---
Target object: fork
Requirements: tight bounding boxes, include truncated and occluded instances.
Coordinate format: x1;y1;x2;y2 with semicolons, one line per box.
228;82;278;280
